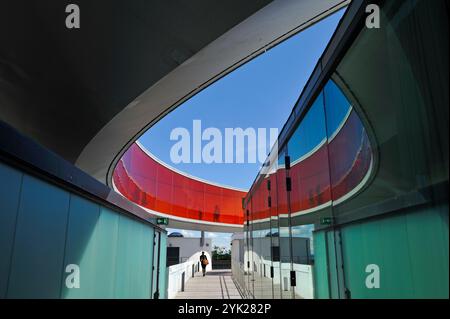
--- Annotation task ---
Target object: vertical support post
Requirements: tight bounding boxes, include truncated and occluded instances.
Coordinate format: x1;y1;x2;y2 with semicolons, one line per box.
200;230;205;247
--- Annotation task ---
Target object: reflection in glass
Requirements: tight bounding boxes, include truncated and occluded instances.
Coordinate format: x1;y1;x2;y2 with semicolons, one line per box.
287;90;334;299
276;149;294;299
241;0;448;299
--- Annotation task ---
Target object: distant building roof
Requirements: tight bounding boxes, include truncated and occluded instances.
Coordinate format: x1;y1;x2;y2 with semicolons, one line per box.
168;232;184;237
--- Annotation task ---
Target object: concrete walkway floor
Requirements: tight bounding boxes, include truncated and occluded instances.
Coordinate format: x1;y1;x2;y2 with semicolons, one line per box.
174;269;243;299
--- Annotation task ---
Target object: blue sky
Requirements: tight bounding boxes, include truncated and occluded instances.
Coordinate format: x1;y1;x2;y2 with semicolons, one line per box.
139;9;345;192
147;10;345;248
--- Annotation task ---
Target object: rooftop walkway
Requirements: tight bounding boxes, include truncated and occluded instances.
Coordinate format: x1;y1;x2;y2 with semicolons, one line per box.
174;269;243;299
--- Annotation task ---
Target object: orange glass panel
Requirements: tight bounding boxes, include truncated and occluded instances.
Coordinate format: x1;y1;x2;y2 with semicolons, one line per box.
112;143;246;225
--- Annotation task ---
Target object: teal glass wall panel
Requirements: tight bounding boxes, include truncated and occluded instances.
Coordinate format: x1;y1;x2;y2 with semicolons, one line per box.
377;213;415;298
340;205;449;299
131;220;153;298
405;204;449;298
89;207;119;298
326;231;339;299
340;218;404;298
137;219;154;298
159;232;167;299
7;175;70;298
0;162;22;298
62;195;100;298
0;160;166;299
312;231;329;299
114;215;153;298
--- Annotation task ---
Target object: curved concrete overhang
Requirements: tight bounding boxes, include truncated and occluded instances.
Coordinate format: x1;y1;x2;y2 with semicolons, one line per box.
0;0;272;164
76;0;350;184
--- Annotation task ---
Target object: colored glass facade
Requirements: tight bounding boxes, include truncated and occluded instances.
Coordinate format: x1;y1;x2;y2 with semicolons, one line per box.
113;143;246;226
236;0;448;299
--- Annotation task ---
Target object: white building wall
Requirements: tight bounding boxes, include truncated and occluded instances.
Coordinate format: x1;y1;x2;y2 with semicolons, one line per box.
166;237;212;299
168;237;212;263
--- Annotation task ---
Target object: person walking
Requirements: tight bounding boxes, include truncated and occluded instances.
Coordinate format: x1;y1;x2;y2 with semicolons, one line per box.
199;251;209;277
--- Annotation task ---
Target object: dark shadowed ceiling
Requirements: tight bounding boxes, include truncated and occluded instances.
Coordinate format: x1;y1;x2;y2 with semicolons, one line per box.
0;0;271;162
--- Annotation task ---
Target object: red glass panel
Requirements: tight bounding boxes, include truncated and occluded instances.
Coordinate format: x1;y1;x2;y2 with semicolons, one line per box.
328;111;372;201
269;173;278;218
293;144;332;212
155;164;173;214
112;143;246;225
276;167;288;216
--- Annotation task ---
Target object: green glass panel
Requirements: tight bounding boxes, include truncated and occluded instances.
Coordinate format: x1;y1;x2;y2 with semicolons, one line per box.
90;207;119;298
7;175;69;298
312;231;329;299
115;215;153;298
406;204;449;298
326;231;339;299
159;232;168;299
341;205;449;299
62;195;100;298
